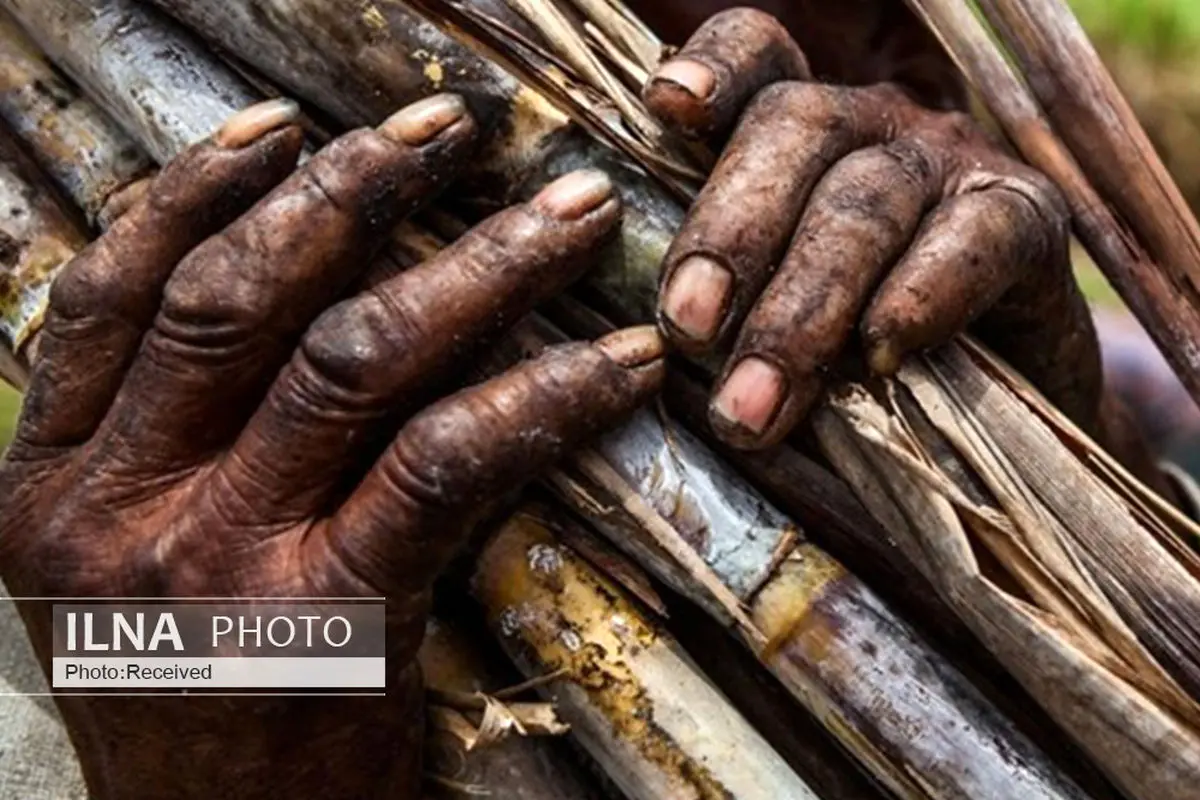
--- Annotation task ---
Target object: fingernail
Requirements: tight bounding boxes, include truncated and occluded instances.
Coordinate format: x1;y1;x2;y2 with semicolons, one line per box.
651;59;715;100
596;325;665;368
378;93;467;146
215;99;301;149
867;339;903;376
532;170;614;221
712;358;787;436
660;256;732;343
98;175;155;228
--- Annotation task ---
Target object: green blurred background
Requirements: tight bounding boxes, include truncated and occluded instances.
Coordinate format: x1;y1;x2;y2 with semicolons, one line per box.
0;390;13;448
0;0;1195;450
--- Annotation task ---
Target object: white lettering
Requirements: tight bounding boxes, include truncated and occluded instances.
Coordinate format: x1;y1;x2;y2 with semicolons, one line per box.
148;613;184;651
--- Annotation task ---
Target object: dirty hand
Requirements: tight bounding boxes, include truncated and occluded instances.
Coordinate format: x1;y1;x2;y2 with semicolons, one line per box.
643;7;1101;448
0;95;661;798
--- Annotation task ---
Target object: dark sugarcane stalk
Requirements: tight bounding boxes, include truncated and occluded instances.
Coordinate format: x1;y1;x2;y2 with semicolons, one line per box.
660;598;889;800
0;122;87;388
0;9;153;229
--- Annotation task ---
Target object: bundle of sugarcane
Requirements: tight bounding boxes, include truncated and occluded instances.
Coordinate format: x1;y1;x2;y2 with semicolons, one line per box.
4;0;1200;798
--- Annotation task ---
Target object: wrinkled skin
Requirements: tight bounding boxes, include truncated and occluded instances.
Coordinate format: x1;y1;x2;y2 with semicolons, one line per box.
633;2;1103;450
0;95;663;798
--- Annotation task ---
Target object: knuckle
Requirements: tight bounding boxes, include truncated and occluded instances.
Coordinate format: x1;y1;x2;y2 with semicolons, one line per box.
979;165;1070;250
157;236;267;343
708;6;785;31
748;81;845;133
699;7;805;72
1014;168;1069;225
47;248;120;320
749;80;814;116
934;110;976;139
298;134;374;215
299;297;393;393
380;420;471;513
465;212;525;266
865;139;937;187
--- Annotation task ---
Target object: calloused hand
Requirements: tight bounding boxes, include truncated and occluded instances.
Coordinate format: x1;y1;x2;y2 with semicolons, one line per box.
642;8;1100;448
0;94;662;799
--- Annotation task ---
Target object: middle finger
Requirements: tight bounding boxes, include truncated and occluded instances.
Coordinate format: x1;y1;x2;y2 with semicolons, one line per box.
656;83;909;353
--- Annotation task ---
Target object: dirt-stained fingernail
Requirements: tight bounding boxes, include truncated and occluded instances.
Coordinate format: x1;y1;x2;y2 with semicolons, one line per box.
215;99;301;149
660;256;732;343
532;170;615;221
712;357;786;436
596;325;665;368
651;59;716;101
97;175;155;228
867;338;904;376
378;93;467;146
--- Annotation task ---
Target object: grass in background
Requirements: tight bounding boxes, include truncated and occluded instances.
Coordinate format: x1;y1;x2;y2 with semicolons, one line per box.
0;385;19;452
1070;0;1200;60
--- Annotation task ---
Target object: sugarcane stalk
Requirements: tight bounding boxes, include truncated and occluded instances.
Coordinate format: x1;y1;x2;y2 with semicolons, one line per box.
418;613;609;799
901;0;1200;409
472;503;823;800
662;599;889;800
975;0;1200;303
541;292;964;644
0;9;153;229
8;3;1162;795
544;295;1124;800
0;122;87;388
551;402;1086;800
3;0;259;163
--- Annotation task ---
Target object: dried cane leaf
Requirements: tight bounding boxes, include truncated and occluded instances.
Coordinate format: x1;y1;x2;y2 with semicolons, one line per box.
419;616;602;798
928;343;1200;708
504;0;656;142
565;0;662;73
402;0;704;194
896;357;1200;721
817;386;1200;800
